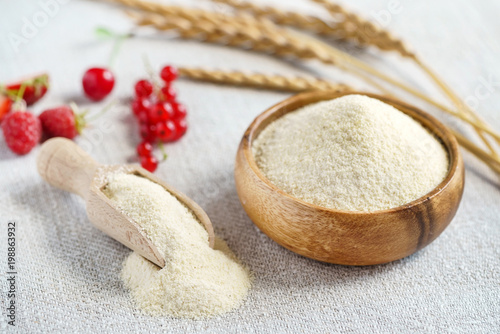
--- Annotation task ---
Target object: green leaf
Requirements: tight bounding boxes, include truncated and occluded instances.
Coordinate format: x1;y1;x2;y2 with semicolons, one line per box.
95;27;115;39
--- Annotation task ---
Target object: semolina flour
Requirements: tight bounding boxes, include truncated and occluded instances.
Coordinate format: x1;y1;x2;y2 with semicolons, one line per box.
104;173;251;319
253;94;449;212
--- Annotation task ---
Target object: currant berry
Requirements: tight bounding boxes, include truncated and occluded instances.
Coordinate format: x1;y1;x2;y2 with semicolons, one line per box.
149;102;174;124
140;124;156;142
171;118;187;141
137;141;153;157
160;66;178;83
156;120;176;142
132;98;152;116
136;111;149;125
82;67;115;101
160;85;176;101
148;124;158;140
134;80;153;98
140;155;158;172
171;102;187;120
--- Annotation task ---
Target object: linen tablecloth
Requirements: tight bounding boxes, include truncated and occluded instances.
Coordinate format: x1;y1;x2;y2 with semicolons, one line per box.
0;0;498;332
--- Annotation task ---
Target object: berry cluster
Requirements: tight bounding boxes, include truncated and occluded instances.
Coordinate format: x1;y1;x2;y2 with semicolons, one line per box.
132;66;188;172
1;72;93;155
1;74;49;155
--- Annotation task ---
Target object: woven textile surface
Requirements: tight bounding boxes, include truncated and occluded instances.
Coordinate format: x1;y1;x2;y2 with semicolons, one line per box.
0;0;499;333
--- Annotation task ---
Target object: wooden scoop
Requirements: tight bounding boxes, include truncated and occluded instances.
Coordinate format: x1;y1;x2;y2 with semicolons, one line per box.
37;137;215;268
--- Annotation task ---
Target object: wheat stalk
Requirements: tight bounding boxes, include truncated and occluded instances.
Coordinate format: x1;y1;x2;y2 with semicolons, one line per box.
214;0;414;58
121;2;497;137
178;67;351;92
177;67;500;174
127;9;500;141
309;0;499;156
110;0;500;173
129;7;498;138
309;0;414;57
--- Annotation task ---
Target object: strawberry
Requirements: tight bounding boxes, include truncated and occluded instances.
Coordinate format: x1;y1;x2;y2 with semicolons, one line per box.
3;73;49;106
1;110;42;155
0;95;12;123
39;105;86;139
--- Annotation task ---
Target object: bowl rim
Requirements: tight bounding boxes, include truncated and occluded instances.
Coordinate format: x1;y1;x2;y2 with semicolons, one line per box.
241;90;461;215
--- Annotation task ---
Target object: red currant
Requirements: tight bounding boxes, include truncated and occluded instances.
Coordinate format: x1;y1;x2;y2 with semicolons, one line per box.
171;118;187;141
148;124;158;138
140;155;158;172
132;98;152;116
149;102;174;123
134;80;153;98
139;124;150;140
156;120;176;142
137;141;153;157
140;124;156;142
82;67;115;101
171;102;187;120
137;111;149;125
160;85;176;101
160;66;178;82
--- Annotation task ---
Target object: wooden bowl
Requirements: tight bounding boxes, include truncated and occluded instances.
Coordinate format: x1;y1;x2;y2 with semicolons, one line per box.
234;91;464;265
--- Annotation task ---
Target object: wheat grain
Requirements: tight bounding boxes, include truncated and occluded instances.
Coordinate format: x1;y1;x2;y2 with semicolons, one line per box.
310;0;414;58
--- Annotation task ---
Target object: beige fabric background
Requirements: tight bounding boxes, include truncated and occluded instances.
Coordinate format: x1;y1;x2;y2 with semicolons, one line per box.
0;0;499;333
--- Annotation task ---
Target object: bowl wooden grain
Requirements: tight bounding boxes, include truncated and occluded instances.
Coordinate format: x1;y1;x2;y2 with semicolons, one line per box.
234;91;464;265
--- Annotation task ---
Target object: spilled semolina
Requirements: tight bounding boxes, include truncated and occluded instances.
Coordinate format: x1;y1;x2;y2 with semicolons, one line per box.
104;173;251;319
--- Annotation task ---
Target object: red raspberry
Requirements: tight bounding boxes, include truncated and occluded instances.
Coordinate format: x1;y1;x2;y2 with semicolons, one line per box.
1;111;41;155
39;106;85;139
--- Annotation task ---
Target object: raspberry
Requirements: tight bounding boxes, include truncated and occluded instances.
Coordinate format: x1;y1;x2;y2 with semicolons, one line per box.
39;106;85;139
1;111;41;155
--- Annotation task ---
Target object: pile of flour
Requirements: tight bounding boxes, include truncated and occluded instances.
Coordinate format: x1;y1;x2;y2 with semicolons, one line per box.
253;94;449;211
104;173;251;319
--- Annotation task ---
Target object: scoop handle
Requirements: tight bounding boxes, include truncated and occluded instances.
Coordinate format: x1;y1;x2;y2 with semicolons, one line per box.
37;138;99;200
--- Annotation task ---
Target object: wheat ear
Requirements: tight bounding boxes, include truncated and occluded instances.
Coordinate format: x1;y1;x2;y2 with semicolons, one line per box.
115;1;500;172
310;0;499;156
177;67;500;174
124;3;496;140
178;67;351;92
114;0;496;135
309;0;414;57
